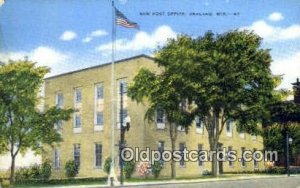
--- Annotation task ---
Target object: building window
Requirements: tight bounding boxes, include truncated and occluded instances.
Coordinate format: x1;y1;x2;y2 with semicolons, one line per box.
241;147;246;167
95;144;102;168
119;81;127;94
55;120;62;130
198;144;203;166
74;144;80;168
195;116;204;134
239;125;245;139
179;143;186;167
96;112;104;126
158;141;164;165
56;92;63;107
74;114;81;128
74;88;82;103
156;108;165;129
228;146;233;167
96;84;104;99
54;149;60;169
253;148;258;168
156;108;164;123
226;120;233;137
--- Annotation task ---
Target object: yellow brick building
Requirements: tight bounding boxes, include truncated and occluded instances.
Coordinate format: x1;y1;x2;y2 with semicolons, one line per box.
43;54;265;178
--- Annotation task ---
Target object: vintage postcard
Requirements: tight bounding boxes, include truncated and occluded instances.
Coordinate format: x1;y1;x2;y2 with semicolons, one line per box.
0;0;299;187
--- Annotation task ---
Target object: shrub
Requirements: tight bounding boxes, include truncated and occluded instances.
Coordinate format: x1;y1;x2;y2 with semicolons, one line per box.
15;177;107;186
15;167;31;180
40;160;52;180
202;170;212;176
15;161;52;181
1;179;10;188
64;160;78;178
151;161;162;178
30;164;41;178
123;160;135;179
104;157;112;175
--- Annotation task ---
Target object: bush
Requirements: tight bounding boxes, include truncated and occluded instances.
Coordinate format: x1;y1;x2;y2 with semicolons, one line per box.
151;161;162;178
40;160;52;180
15;167;31;180
124;160;135;179
104;157;112;175
202;170;212;176
1;179;10;188
15;177;107;186
30;164;41;178
265;166;285;174
64;160;78;178
15;161;52;181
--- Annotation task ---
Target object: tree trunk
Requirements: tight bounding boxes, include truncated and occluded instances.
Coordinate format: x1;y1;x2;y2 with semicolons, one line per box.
10;155;16;184
170;135;176;179
169;123;177;179
207;110;220;177
210;142;218;176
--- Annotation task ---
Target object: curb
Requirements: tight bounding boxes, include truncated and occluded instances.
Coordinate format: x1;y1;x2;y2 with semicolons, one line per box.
43;174;300;188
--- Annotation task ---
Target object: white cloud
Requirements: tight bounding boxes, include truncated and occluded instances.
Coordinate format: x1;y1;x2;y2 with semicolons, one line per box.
30;46;69;66
82;29;108;43
268;12;284;22
271;51;300;89
96;25;176;53
243;20;300;41
90;30;108;37
0;46;69;67
82;37;92;43
119;0;128;4
60;30;77;41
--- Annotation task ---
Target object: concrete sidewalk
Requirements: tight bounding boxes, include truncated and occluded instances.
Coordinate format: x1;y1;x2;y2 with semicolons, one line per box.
46;174;300;188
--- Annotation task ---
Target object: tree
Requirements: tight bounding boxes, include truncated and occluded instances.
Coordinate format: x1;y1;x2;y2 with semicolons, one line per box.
0;59;73;184
266;101;300;172
128;68;195;179
153;30;276;176
264;124;300;165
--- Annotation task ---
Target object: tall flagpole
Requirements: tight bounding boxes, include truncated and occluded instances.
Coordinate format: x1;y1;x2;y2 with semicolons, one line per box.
108;0;119;186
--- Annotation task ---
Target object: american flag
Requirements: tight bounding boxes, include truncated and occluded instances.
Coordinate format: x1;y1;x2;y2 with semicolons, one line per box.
115;8;139;29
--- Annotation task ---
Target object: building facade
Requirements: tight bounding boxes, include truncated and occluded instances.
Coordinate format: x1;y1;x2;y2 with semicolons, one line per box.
43;55;265;178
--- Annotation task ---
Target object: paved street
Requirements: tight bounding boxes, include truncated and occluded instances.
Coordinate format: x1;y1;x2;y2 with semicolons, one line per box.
126;176;300;188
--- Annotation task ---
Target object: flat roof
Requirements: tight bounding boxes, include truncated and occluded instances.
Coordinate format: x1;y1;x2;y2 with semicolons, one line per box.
44;54;154;80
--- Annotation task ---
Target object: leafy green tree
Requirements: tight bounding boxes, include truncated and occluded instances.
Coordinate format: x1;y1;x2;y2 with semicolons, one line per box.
265;101;300;170
128;68;195;179
264;124;300;164
152;30;275;176
0;59;73;184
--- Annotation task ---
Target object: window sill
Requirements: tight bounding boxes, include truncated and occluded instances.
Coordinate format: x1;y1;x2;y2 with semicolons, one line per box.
73;127;82;133
156;123;165;129
196;129;204;134
94;125;104;131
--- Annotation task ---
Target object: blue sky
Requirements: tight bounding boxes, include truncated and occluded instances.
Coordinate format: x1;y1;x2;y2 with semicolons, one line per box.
0;0;299;89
